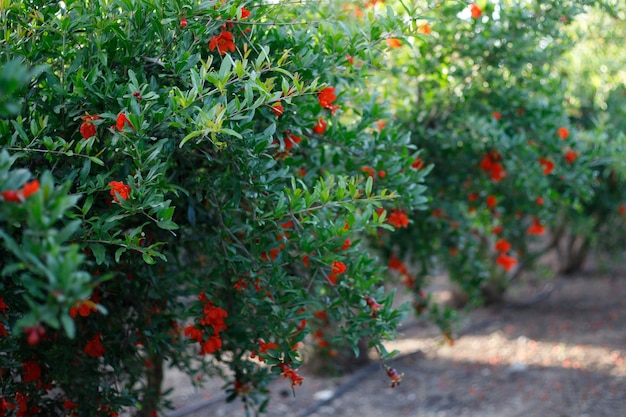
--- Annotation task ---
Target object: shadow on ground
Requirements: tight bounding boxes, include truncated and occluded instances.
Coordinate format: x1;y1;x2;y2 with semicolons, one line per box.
164;273;626;417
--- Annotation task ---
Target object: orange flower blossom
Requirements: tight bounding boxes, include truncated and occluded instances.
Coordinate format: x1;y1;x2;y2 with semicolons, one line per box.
209;30;235;55
496;253;517;271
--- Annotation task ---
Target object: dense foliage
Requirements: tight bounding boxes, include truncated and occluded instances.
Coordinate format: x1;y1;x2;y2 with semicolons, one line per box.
0;1;624;416
374;0;626;316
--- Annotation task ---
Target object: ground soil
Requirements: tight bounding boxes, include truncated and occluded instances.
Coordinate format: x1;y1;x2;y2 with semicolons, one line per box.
163;262;626;417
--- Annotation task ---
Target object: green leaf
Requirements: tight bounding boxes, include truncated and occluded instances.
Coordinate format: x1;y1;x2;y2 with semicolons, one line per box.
142;252;156;265
88;156;104;166
157;220;179;230
179;130;204;148
365;175;373;197
220;128;242;139
92;243;106;265
60;313;76;339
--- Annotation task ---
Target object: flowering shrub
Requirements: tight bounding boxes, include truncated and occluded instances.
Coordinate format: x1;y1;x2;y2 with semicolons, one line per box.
371;0;626;331
0;0;427;415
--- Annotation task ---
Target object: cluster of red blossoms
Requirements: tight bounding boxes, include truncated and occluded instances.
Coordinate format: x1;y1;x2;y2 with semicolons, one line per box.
494;237;517;272
318;86;340;114
387;254;416;288
79;113;132;139
387;209;409;228
1;180;39;203
536;127;578;173
479;150;506;182
1;391;42;417
184;291;228;355
328;260;347;285
208;7;251;55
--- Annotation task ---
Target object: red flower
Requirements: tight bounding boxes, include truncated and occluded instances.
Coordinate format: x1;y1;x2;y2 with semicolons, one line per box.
492;225;503;235
258;339;278;354
388;254;407;274
386;38;402;48
489;162;506;181
538;157;555;175
261;247;280;262
1;180;40;203
15;392;30;417
22;361;41;384
183;325;203;343
199;335;222;355
115;113;133;131
536;196;544;205
527;217;546;235
365;296;382;312
418;23;432;34
361;166;375;177
376;120;386;131
386;367;404;388
84;333;105;357
468;192;479;202
486;195;497;209
470;3;482;18
388;209;409;228
284;134;301;150
21;180;39;199
312;118;327;134
1;396;16;414
558;127;569;140
619;204;626;216
494;238;511;253
108;181;131;202
496;253;517;271
341;238;351;250
209;30;235;55
480;152;506;181
24;325;45;346
270;102;284;117
313;311;328;321
199;303;228;333
411;157;424;170
279;364;304;387
564;148;578;164
492;111;502;121
69;299;98;318
318;87;340;114
240;7;251;19
180;17;188;28
63;400;78;411
80;114;100;139
331;261;347;275
378;170;386;178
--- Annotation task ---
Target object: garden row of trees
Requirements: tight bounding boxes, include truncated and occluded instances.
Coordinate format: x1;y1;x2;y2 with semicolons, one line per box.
0;1;624;416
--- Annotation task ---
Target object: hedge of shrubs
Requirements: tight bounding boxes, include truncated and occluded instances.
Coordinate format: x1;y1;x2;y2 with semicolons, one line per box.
1;1;624;416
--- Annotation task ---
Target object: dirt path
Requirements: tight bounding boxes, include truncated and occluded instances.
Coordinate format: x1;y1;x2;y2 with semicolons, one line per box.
164;270;626;417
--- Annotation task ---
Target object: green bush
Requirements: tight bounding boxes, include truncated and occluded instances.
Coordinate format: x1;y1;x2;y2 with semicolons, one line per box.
0;1;426;415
